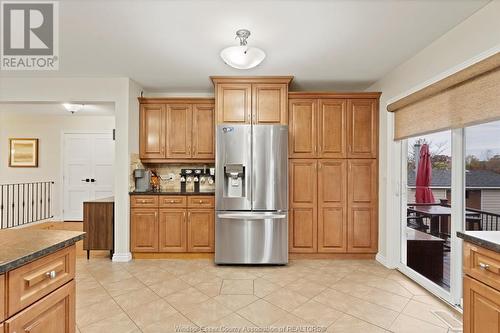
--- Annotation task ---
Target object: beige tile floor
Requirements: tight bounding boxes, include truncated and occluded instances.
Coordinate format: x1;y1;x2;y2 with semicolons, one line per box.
75;258;463;333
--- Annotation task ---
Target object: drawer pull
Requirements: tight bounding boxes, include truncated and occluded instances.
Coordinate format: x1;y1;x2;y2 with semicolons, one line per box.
45;270;57;279
199;200;203;204
479;262;490;270
141;200;147;204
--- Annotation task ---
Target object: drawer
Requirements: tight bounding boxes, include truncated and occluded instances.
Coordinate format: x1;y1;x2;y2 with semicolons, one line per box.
7;245;75;317
187;196;215;208
464;241;500;291
5;280;75;333
1;274;4;322
159;196;187;208
131;195;158;208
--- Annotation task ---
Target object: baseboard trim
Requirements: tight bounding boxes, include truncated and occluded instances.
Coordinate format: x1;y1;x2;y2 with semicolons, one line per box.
132;252;214;259
376;252;397;269
112;252;132;262
289;253;375;260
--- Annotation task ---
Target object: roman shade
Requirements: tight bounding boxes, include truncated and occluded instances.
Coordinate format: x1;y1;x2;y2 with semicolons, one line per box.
388;52;500;140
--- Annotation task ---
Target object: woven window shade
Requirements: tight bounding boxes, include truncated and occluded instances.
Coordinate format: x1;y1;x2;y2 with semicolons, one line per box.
387;52;500;140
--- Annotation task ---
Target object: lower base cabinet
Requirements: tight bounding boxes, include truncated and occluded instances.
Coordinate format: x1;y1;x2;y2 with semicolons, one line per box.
130;195;215;253
464;276;500;333
5;281;75;333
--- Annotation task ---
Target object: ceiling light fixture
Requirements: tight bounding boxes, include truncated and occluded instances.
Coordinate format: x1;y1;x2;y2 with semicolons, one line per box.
220;29;266;69
63;103;84;114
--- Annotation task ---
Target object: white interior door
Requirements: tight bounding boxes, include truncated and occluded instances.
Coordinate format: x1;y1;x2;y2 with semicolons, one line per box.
63;132;114;220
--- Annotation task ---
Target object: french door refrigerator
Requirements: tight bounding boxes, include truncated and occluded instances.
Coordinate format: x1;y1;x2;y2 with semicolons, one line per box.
215;124;288;264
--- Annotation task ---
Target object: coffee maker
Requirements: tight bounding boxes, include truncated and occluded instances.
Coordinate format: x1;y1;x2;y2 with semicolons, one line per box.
133;169;152;192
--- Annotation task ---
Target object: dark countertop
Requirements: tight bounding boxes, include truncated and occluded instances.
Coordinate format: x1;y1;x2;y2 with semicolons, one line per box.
0;229;85;274
457;231;500;253
129;191;215;196
85;196;114;203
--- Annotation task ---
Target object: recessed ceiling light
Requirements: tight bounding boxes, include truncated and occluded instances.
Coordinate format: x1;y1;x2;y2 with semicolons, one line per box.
220;29;266;70
63;103;84;114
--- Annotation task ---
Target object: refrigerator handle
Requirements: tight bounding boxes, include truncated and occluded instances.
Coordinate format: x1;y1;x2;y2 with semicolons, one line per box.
217;213;286;220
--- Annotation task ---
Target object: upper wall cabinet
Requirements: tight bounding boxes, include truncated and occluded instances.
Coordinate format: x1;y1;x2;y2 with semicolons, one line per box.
347;99;378;158
288;93;380;159
139;98;215;162
211;77;293;125
140;104;166;159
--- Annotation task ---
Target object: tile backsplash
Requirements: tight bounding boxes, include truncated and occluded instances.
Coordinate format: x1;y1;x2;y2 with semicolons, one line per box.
129;153;215;192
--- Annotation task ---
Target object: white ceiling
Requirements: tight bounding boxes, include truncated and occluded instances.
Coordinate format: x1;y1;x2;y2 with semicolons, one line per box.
1;0;489;92
0;102;115;116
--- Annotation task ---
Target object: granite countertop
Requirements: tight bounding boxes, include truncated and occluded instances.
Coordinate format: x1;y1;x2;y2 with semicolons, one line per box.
457;231;500;253
0;229;85;274
129;191;215;196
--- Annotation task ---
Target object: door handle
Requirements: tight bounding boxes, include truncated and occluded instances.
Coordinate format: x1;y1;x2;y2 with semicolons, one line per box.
90;179;96;183
81;179;90;182
218;213;286;220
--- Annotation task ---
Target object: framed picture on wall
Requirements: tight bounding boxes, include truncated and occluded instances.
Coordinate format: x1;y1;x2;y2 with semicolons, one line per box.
9;138;39;167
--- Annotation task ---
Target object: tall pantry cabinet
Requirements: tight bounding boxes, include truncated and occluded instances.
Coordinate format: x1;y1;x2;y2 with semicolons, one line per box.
288;93;380;255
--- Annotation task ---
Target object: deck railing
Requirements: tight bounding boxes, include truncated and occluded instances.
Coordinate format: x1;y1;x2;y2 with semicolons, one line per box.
407;202;500;231
0;181;54;229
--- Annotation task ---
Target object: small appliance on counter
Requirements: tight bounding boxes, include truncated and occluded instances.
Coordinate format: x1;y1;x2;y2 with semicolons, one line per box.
133;169;152;192
180;168;215;193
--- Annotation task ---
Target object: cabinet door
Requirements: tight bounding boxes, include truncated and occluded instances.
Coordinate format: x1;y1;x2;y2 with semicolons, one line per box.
252;83;287;124
130;209;158;252
347;159;377;253
318;99;347;158
187;209;214;252
216;83;252;123
140;104;165;159
159;209;187;252
192;104;215;159
166;104;192;159
5;280;75;333
289;160;317;252
318;160;347;253
288;99;317;158
464;275;500;333
347;99;378;158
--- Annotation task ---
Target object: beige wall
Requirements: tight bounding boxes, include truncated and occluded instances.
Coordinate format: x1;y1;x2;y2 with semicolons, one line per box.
0;112;115;220
368;0;500;267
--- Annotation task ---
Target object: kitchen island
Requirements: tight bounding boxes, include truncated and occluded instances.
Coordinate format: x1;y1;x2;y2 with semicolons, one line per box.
458;231;500;333
0;228;84;333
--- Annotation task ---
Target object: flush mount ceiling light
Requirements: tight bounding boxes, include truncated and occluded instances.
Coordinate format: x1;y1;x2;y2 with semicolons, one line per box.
63;103;84;114
220;29;266;69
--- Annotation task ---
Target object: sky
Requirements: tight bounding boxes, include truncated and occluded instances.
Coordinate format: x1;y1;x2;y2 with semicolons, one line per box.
407;120;500;161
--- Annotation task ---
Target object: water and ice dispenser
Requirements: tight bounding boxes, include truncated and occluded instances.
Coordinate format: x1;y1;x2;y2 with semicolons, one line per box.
223;164;245;198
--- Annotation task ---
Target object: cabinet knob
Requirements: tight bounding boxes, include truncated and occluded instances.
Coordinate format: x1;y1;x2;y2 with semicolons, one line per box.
199;200;203;204
479;262;490;270
45;270;57;279
170;200;174;203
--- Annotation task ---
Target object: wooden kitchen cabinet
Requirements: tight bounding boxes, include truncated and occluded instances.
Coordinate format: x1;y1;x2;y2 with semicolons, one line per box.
187;209;215;252
318;160;347;253
347;99;378;158
165;104;192;159
318;99;347;158
138;98;215;162
159;209;187;252
288;99;317;158
252;83;288;124
347;159;378;253
130;208;159;252
140;104;165;159
5;281;75;333
464;275;500;333
211;77;293;125
192;104;215;159
130;194;215;254
289;160;318;252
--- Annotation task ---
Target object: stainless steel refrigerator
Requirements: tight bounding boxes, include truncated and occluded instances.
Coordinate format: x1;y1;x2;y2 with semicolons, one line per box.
215;124;288;264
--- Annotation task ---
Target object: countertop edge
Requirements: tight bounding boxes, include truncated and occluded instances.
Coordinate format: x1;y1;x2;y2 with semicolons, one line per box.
457;231;500;253
129;191;215;196
0;233;85;274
